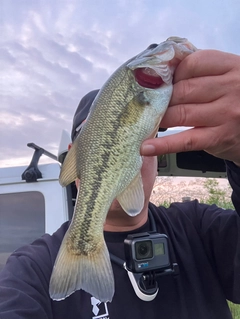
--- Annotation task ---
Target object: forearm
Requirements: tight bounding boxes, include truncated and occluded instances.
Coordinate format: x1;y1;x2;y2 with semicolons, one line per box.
0;243;53;318
226;161;240;214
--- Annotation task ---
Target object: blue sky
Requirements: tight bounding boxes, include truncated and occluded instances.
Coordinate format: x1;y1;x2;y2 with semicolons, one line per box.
1;0;240;167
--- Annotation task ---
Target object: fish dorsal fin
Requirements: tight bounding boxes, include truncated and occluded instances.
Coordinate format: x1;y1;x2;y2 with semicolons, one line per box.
117;171;144;216
59;142;78;187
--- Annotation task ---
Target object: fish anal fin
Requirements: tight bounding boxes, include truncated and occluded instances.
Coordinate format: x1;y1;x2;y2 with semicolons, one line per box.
117;171;144;216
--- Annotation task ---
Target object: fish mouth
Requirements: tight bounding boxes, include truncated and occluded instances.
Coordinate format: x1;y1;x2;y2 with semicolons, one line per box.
134;67;164;89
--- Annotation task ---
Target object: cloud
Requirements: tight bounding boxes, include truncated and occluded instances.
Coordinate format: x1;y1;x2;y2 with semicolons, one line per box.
0;0;240;167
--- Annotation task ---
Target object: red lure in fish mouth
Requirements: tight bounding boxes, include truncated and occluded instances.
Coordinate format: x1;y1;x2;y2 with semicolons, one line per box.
134;67;164;89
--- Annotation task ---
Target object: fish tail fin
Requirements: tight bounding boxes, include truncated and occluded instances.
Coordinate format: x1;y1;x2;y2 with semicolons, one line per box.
49;235;114;302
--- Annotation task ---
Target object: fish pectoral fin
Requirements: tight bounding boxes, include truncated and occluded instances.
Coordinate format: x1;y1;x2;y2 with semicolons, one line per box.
59;141;78;186
49;233;114;302
117;172;144;216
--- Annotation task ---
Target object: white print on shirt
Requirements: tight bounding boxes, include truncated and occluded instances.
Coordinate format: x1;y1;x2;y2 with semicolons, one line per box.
91;297;109;319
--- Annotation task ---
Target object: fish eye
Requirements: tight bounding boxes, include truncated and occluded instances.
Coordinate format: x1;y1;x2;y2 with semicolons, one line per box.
147;43;158;50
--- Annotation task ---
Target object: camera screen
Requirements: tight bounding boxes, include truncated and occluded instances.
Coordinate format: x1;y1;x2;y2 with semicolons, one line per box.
135;240;153;260
154;242;165;256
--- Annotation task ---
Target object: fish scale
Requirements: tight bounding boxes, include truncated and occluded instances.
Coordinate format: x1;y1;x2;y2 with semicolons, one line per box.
49;36;197;302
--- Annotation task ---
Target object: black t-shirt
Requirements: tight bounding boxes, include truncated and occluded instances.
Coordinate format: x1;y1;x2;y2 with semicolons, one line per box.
0;161;239;319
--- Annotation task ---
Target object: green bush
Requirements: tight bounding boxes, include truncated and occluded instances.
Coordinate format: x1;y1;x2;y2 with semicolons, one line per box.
201;178;234;209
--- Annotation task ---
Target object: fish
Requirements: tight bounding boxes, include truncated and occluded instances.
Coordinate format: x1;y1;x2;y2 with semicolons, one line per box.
49;36;197;302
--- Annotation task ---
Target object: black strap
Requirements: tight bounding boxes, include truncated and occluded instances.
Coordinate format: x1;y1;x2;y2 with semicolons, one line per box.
110;254;125;268
148;209;157;232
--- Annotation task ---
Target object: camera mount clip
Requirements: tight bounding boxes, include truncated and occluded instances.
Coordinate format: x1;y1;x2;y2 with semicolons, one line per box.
124;264;159;301
123;262;179;301
109;209;179;301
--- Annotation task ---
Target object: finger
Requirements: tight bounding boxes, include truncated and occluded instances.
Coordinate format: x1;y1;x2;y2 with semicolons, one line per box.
170;74;226;106
141;127;218;156
160;99;225;128
174;50;237;82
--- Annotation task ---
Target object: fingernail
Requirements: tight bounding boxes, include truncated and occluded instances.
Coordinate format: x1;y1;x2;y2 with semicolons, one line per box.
141;144;156;155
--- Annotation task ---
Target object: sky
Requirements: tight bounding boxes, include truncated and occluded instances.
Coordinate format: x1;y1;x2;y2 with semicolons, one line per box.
1;0;240;168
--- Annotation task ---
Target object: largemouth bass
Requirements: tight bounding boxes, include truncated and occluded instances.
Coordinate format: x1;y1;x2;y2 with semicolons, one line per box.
49;36;197;302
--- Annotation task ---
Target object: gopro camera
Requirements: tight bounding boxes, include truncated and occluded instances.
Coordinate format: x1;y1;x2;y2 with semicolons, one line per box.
124;232;170;273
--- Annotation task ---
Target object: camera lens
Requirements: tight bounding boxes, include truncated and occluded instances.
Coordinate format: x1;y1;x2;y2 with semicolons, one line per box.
135;240;153;260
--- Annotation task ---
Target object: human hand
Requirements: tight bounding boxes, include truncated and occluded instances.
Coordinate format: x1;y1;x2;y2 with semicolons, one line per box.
141;49;240;166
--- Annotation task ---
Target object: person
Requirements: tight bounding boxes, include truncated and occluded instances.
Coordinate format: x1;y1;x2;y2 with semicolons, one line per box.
0;49;239;319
